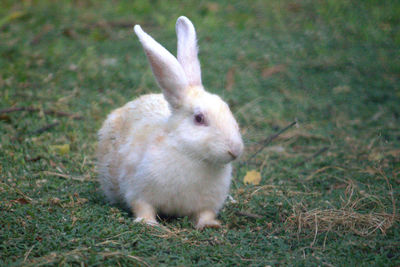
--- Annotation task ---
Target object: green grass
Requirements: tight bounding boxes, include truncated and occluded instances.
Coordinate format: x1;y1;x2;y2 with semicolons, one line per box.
1;0;399;266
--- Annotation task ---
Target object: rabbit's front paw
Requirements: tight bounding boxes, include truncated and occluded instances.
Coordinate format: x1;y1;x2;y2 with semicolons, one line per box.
195;210;221;230
131;200;158;226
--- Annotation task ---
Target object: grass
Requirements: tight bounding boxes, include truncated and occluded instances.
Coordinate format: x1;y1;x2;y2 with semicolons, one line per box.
1;0;399;265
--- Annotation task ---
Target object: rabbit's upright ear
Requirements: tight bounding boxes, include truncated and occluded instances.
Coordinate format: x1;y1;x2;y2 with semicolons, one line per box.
176;16;202;87
134;25;189;108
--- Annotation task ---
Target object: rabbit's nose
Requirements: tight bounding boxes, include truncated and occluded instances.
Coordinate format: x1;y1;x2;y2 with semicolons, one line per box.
228;140;243;160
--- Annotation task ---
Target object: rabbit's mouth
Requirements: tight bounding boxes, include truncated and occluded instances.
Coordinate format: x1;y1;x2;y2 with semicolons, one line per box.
203;153;237;166
228;150;239;160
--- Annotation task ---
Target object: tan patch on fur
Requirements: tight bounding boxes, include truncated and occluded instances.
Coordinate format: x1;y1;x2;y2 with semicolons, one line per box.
133;124;153;144
97;94;171;203
132;200;157;222
195;210;221;230
155;135;165;144
186;86;204;99
108;153;123;181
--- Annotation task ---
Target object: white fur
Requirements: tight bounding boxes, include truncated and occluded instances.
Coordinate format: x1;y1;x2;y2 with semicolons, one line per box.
134;25;188;108
176;16;202;87
97;17;243;223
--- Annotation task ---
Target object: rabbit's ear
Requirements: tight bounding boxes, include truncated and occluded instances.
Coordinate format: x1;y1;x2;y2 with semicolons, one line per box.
134;25;188;108
176;16;202;87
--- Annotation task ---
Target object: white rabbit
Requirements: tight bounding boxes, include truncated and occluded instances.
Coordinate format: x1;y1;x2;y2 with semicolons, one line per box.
97;16;243;229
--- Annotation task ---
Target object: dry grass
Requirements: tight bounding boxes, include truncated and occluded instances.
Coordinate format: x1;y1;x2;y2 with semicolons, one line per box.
288;207;397;238
286;180;398;239
24;247;149;267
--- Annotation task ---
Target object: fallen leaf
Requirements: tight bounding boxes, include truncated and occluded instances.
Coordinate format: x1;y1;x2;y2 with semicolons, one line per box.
225;67;235;92
50;144;70;155
49;197;61;205
369;151;383;162
0;114;11;122
11;198;30;205
63;28;79;39
262;64;285;78
244;170;261;185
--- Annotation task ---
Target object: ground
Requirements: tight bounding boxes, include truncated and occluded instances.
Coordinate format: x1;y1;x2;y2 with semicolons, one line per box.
0;0;399;266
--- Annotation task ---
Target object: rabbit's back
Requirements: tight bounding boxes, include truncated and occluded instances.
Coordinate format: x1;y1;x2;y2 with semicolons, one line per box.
96;94;169;203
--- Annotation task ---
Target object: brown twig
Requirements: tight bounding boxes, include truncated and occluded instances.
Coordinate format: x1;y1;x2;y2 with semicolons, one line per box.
0;107;83;120
31;121;60;135
236;211;263;219
0;107;35;113
25;156;42;162
41;171;89;182
247;121;297;161
44;110;83;119
295;147;329;167
0;181;34;203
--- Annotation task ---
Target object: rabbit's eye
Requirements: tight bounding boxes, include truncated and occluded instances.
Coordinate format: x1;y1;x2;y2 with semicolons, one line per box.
194;113;206;126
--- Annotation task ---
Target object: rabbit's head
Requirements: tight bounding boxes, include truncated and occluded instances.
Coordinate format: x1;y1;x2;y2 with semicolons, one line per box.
134;16;243;164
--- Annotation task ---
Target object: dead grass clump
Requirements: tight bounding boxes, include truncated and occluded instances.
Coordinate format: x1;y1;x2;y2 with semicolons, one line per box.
25;247;149;267
286;178;398;238
286;168;400;240
287;207;397;238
